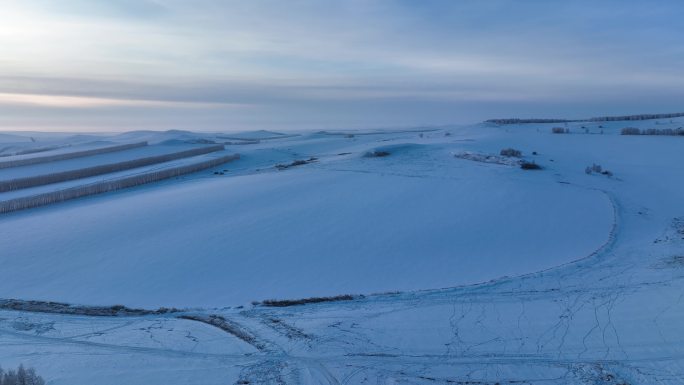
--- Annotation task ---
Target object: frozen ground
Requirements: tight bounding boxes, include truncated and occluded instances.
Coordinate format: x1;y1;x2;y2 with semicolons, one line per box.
0;118;683;384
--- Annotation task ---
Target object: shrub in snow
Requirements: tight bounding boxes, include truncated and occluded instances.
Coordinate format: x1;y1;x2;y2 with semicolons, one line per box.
520;161;542;170
585;163;613;177
0;364;45;385
551;127;569;134
499;148;522;157
364;150;391;158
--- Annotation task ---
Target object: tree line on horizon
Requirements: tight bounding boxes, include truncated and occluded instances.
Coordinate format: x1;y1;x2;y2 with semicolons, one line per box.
487;112;684;125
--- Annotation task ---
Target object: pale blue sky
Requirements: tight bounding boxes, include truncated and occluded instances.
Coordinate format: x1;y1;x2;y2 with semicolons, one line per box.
1;0;683;131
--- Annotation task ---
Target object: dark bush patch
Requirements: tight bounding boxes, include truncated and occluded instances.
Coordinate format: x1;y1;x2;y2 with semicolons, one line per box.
520;161;542;170
0;299;180;317
500;148;522;157
275;157;318;170
364;151;390;158
260;294;362;307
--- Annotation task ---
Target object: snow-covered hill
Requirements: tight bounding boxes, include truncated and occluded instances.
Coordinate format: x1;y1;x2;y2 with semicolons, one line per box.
1;118;683;384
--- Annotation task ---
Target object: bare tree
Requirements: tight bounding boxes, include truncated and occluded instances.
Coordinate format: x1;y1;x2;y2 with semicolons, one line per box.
0;364;45;385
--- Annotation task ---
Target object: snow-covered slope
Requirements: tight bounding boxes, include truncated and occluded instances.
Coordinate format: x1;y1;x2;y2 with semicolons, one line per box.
0;127;615;307
1;118;683;384
0;143;203;180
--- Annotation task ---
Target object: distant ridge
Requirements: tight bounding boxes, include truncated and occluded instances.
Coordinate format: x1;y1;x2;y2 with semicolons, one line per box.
486;112;684;125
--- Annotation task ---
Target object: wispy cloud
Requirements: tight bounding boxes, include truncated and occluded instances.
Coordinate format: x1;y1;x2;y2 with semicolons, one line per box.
2;0;684;131
0;92;248;109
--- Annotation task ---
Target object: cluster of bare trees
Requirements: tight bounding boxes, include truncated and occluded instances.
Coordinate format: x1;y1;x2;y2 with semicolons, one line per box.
621;127;684;136
591;112;684;121
551;127;570;134
0;145;225;192
486;112;684;126
0;365;44;385
486;118;575;125
0;154;239;214
0;141;147;169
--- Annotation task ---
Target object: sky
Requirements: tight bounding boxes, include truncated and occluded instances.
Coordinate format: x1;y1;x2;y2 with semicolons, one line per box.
1;0;684;132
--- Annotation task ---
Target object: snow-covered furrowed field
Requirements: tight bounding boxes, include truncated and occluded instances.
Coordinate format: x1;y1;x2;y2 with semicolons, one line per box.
0;119;683;384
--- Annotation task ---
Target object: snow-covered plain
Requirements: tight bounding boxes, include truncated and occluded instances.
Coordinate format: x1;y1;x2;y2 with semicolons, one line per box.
0;127;614;307
0;119;683;384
